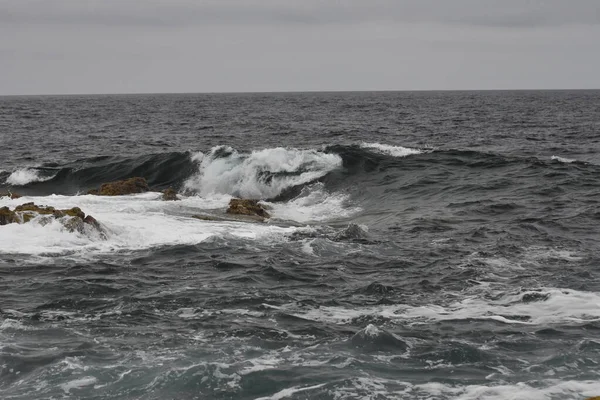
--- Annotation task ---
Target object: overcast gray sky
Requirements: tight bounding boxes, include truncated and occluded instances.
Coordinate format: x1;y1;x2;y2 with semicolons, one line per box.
1;0;599;95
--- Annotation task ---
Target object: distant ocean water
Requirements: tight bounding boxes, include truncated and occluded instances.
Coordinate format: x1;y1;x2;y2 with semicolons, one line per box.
1;90;600;399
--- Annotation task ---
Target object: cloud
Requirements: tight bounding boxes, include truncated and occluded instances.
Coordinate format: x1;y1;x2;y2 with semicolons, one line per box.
1;0;599;29
0;0;599;94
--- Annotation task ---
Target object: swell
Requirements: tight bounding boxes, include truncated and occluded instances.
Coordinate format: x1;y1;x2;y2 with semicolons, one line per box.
0;152;196;195
2;144;598;200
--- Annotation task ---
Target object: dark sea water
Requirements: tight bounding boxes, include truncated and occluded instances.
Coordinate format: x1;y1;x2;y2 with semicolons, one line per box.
1;91;600;399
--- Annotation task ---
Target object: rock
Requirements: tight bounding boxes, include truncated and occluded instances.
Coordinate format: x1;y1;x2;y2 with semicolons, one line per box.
87;177;149;196
62;216;86;234
162;187;179;201
63;207;85;219
83;215;99;226
83;215;104;235
14;203;59;223
0;206;17;225
226;198;270;219
1;203;105;237
0;191;21;199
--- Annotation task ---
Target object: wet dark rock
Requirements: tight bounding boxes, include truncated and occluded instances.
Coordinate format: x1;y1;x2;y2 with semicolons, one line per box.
0;203;105;236
226;198;270;219
0;191;21;199
83;215;100;227
162;187;179;201
63;216;86;234
87;177;149;196
0;206;17;225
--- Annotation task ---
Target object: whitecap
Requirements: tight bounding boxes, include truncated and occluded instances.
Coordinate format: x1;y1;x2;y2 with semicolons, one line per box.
272;287;600;326
262;183;361;223
551;155;576;163
360;142;423;157
184;146;342;199
254;383;326;400
5;168;52;186
60;376;97;393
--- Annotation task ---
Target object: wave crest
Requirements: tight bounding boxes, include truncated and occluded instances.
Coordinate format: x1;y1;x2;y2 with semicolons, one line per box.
5;168;53;186
184;146;342;199
359;142;423;157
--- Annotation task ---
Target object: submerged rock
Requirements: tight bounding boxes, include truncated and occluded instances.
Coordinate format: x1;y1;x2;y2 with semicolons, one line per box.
162;187;179;201
87;177;149;196
226;198;270;219
0;191;21;199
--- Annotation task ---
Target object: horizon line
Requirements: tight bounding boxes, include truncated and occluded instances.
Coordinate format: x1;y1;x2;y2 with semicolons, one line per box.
1;87;599;97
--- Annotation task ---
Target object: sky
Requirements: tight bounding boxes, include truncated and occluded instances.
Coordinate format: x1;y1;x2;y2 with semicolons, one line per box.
1;0;599;95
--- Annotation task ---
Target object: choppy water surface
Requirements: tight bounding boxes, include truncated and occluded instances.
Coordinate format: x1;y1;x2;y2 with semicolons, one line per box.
1;91;600;399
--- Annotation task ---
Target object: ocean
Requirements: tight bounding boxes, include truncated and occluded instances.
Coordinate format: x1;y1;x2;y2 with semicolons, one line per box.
1;90;600;399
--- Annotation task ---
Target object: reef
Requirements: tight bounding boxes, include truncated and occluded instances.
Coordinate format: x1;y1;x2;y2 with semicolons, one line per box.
87;177;149;196
0;202;105;236
226;198;271;219
162;187;179;201
0;191;21;199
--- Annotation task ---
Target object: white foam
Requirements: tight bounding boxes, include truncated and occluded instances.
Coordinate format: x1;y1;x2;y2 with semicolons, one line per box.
0;193;298;258
263;183;360;223
271;287;600;326
5;168;52;186
60;376;97;393
551;155;576;163
331;377;600;399
254;383;326;400
409;379;600;400
360;142;423;157
184;146;342;199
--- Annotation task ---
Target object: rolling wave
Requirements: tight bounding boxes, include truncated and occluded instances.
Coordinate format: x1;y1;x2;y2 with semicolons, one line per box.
183;145;342;199
2;143;596;200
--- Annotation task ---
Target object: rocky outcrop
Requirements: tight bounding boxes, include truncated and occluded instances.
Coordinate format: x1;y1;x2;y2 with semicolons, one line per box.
162;188;179;201
0;207;16;225
13;203;85;221
0;191;21;199
0;202;105;237
226;198;270;219
87;177;149;196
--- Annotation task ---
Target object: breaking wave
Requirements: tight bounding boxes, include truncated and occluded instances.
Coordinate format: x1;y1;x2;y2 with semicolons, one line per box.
359;142;423;157
183;146;342;199
5;168;53;186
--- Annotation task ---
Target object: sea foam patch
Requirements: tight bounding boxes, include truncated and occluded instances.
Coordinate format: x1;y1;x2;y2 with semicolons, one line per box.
269;287;600;326
0;193;297;257
263;183;361;223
